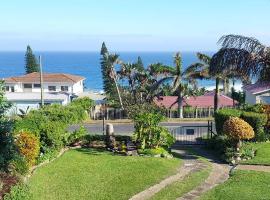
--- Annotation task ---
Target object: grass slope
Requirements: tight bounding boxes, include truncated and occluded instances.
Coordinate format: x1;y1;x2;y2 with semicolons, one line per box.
28;148;181;200
150;163;211;200
241;142;270;165
200;170;270;200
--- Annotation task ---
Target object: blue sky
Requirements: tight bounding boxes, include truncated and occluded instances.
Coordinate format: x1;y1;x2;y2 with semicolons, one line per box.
0;0;269;51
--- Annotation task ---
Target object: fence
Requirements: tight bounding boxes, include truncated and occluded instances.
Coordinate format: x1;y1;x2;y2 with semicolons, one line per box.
90;107;216;120
166;121;216;145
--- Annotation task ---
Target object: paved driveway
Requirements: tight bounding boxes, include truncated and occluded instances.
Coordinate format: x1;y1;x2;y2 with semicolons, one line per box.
69;121;211;136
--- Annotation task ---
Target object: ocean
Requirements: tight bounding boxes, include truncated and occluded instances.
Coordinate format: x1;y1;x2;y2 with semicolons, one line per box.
0;51;216;92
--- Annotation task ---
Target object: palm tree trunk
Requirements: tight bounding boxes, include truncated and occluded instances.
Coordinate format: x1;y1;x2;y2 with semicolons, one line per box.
111;70;124;110
214;77;220;112
178;86;183;118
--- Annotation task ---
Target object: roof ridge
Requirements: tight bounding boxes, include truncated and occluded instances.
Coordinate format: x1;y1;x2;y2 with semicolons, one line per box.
60;73;76;83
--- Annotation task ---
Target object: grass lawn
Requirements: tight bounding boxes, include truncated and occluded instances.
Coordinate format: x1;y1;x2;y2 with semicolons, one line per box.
149;162;211;200
241;142;270;165
28;148;181;200
200;170;270;200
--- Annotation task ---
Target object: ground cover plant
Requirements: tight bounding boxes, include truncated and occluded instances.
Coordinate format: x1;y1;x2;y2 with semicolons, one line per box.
200;170;270;200
240;142;270;165
27;148;181;200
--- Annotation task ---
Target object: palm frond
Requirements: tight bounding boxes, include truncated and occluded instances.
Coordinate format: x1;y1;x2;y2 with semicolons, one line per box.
209;48;258;77
196;52;211;64
218;34;266;55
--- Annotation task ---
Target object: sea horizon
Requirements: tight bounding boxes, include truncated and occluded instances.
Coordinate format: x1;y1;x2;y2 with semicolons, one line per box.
0;51;242;92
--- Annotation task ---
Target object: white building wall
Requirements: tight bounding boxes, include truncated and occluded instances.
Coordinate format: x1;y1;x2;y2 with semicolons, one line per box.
5;81;83;94
245;91;257;105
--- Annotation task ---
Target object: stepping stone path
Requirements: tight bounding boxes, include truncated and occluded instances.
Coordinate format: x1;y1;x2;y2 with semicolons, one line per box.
129;147;231;200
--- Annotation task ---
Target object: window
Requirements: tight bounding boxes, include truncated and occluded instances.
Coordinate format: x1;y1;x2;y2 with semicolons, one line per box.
61;86;68;91
5;86;9;92
48;86;56;91
34;84;41;88
23;84;32;89
11;86;14;92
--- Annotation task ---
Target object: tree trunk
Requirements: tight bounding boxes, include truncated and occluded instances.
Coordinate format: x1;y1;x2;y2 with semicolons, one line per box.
214;77;220;112
111;69;124;110
178;86;183;118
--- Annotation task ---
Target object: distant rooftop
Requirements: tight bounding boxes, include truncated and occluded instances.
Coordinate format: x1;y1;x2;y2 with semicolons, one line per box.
3;72;85;83
243;82;270;95
154;92;236;109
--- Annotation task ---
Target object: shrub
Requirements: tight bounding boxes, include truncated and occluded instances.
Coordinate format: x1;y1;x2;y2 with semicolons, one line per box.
8;155;29;175
215;108;242;135
223;117;254;141
241;112;267;141
133;112;175;149
4;184;32;200
15;132;40;166
70;97;95;112
138;147;171;157
243;103;265;113
68;126;88;145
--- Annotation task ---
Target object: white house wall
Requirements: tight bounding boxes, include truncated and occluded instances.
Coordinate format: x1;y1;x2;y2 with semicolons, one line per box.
5;81;84;95
245;91;257;104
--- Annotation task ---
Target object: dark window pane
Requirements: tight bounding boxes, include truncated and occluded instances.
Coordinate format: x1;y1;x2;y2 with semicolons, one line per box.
23;84;32;88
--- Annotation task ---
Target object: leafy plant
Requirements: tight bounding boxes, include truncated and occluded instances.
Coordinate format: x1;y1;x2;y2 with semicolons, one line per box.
68;126;88;145
4;183;33;200
133;112;175;149
223;117;254;141
214;108;242;135
15;131;40;166
8;154;29;175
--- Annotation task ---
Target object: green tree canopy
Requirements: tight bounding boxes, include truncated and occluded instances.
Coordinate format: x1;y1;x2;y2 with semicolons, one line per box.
25;45;39;74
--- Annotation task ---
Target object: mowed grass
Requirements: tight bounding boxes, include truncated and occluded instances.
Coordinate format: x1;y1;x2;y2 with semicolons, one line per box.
241;142;270;165
150;163;211;200
28;148;181;200
200;170;270;200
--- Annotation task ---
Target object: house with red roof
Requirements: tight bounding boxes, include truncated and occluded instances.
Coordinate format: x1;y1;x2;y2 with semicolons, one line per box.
243;82;270;105
154;92;235;110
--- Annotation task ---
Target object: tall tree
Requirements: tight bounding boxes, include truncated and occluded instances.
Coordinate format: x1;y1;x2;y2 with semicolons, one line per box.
25;45;39;74
150;53;204;118
100;43;123;108
189;53;222;111
210;34;270;83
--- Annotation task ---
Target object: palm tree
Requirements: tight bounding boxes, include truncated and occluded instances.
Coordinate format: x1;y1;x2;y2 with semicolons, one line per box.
103;53;124;109
188;52;224;111
150;52;203;118
210;34;270;83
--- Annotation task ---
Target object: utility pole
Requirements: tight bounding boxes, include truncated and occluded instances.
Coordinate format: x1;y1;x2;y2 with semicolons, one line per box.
39;55;44;107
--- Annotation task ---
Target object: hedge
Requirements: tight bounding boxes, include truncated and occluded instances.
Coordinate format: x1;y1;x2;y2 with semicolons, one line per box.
241;111;267;141
214;108;242;135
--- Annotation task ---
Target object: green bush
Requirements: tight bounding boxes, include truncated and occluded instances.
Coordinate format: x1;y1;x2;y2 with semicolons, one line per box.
70;97;95;111
214;108;241;135
14;102;88;157
241;111;268;141
8;154;29;175
134;112;175;149
138;147;171;157
68;126;88;145
4;184;32;200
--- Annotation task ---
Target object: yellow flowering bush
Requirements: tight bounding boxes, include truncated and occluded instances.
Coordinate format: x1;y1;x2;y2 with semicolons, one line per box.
223;117;255;140
15;131;40;166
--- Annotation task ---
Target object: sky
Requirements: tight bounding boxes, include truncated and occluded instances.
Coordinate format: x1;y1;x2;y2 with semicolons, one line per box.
0;0;270;52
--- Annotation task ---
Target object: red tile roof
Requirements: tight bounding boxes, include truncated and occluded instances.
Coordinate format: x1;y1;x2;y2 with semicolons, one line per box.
243;82;270;94
4;72;85;83
154;93;236;109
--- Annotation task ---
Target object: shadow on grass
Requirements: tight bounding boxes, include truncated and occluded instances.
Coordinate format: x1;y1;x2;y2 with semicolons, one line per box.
74;148;128;158
173;145;227;164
